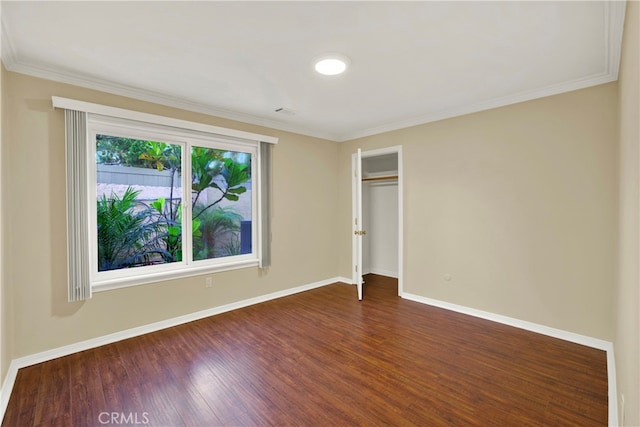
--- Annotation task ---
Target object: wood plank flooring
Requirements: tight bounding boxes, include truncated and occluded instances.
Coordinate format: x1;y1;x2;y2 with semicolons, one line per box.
2;274;608;426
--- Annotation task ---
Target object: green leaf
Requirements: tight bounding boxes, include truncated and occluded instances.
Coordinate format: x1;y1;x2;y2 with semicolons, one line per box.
224;193;239;201
151;197;166;213
192;218;202;237
222;158;249;189
228;186;246;194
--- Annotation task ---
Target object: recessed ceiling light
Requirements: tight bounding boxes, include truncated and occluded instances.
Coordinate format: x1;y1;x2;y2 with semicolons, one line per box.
314;55;349;76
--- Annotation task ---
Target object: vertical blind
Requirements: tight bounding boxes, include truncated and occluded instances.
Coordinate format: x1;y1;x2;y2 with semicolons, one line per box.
65;109;91;302
260;142;272;268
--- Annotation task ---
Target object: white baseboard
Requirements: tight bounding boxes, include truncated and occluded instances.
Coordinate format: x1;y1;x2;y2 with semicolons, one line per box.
401;292;618;427
0;276;345;420
336;276;353;284
0;281;616;426
0;360;18;423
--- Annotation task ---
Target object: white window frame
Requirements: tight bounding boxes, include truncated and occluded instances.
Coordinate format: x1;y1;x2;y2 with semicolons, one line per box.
54;97;277;295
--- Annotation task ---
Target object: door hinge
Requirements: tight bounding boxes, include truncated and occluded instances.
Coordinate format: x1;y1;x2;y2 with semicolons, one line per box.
355;265;358;273
355;218;358;226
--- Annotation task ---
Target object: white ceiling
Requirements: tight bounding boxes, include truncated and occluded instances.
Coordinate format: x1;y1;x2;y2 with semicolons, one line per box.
1;1;626;142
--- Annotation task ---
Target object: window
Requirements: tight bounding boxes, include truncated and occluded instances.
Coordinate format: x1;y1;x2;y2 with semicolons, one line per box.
56;97;277;299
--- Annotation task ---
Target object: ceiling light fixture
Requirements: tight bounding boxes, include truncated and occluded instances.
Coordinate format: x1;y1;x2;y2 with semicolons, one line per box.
314;55;349;76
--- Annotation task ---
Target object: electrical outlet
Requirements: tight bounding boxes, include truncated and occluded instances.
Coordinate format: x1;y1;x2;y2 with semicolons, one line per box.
205;277;213;288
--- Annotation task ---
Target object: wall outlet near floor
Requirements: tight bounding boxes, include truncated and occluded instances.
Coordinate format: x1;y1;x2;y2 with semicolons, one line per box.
205;277;213;288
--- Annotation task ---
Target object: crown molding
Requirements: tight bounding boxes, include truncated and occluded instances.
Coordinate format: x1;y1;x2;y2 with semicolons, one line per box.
1;18;17;67
1;12;342;142
1;56;344;142
339;1;626;142
1;1;626;143
341;71;617;142
605;0;627;80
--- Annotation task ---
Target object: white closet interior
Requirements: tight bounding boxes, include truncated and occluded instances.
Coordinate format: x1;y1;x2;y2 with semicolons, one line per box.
361;154;399;278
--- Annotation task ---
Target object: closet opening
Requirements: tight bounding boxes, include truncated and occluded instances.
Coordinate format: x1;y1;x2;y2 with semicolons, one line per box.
352;146;403;300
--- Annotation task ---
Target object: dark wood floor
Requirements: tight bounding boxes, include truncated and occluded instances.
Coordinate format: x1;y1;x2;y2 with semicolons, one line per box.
3;274;607;426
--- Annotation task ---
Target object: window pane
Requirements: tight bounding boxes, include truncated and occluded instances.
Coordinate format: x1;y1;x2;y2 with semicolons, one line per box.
96;135;182;272
191;146;252;260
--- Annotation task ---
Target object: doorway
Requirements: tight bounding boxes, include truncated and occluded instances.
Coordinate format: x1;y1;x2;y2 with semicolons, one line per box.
352;146;403;300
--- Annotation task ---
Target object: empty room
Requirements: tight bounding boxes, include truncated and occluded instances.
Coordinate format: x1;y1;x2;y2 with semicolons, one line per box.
0;1;638;426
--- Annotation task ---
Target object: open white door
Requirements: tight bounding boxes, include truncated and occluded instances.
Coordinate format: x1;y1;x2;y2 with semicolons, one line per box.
354;148;364;300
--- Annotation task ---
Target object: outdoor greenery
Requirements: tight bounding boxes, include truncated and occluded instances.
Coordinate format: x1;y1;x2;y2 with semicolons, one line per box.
193;205;243;260
97;187;165;271
96;136;251;271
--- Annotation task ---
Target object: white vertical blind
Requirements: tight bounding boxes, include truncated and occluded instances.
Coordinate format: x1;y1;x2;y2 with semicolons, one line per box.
65;109;91;301
260;142;272;268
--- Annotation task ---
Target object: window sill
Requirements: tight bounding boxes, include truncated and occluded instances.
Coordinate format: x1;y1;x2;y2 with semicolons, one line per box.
92;259;260;293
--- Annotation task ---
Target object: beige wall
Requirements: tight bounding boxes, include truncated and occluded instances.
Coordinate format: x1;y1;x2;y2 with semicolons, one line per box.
616;0;640;425
3;70;340;359
339;83;618;341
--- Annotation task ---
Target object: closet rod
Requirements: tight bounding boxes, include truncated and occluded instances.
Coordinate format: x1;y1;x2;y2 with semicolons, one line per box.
362;175;399;182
